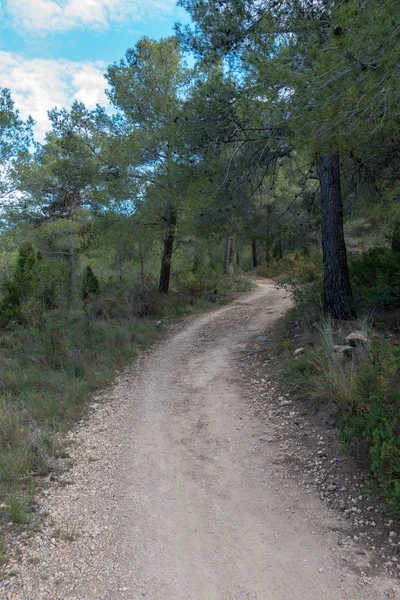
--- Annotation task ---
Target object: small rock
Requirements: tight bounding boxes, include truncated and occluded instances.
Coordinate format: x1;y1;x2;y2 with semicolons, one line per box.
293;348;306;357
345;331;369;346
333;345;354;357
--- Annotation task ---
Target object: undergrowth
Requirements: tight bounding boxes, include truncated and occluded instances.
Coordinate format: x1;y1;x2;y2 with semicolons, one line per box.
282;314;400;513
264;245;400;513
0;312;159;508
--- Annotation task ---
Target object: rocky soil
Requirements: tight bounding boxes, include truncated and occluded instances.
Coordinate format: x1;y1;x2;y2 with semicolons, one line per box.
0;280;399;599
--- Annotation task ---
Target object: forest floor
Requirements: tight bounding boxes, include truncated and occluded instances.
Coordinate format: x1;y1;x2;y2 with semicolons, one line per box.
1;280;400;599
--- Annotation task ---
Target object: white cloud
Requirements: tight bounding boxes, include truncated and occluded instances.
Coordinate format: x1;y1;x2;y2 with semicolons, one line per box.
5;0;177;34
0;52;110;140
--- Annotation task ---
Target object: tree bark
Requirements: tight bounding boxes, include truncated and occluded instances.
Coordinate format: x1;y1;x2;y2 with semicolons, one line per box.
229;236;235;265
391;220;400;253
158;202;177;294
137;222;148;313
318;152;355;319
223;234;234;275
67;231;76;304
252;239;258;268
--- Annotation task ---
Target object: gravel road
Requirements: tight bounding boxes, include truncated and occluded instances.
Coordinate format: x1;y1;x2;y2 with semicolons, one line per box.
1;281;398;599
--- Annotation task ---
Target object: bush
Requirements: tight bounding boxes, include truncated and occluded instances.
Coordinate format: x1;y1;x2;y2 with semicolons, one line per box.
285;319;361;408
0;243;58;326
258;248;322;285
81;266;100;300
0;310;160;502
257;248;324;328
340;341;400;512
350;246;400;309
286;318;400;513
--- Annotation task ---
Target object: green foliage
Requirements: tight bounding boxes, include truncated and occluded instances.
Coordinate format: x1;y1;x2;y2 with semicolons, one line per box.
392;220;400;254
285;319;361;408
292;0;400;161
0;242;58;326
0;243;39;325
261;248;322;284
260;249;324;327
81;266;100;300
0;87;33;198
350;247;400;309
0;309;160;501
340;342;400;513
285;316;400;513
5;496;30;525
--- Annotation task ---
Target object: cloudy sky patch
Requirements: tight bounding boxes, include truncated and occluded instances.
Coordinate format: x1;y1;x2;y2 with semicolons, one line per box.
4;0;177;34
0;52;109;139
0;0;186;140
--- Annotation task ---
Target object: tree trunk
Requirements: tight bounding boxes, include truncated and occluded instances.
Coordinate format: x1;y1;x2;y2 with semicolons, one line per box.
278;238;283;260
391;220;400;253
158;202;177;294
67;231;76;304
137;223;148;314
223;234;234;275
318;152;355;319
236;251;240;266
252;239;258;268
223;235;230;275
229;236;235;265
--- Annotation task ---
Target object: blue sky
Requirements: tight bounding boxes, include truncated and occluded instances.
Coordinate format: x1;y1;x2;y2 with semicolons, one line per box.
0;0;188;140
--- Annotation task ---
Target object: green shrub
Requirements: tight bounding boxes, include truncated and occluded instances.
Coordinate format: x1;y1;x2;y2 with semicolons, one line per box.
350;247;400;309
0;310;161;504
81;266;100;300
285;319;361;408
0;243;58;326
5;496;30;525
286;318;400;513
340;341;400;512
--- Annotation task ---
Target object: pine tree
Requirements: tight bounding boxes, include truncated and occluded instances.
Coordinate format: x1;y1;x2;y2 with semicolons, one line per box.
81;266;100;300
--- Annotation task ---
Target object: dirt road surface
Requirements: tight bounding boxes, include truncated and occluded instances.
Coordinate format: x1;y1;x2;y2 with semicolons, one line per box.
1;281;398;599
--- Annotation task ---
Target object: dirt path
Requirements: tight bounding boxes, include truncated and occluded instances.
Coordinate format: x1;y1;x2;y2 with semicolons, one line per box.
1;281;398;599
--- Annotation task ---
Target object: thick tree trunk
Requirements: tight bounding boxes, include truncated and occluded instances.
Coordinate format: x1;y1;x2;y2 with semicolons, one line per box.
318;152;355;319
223;234;234;275
252;239;258;268
158;202;177;294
